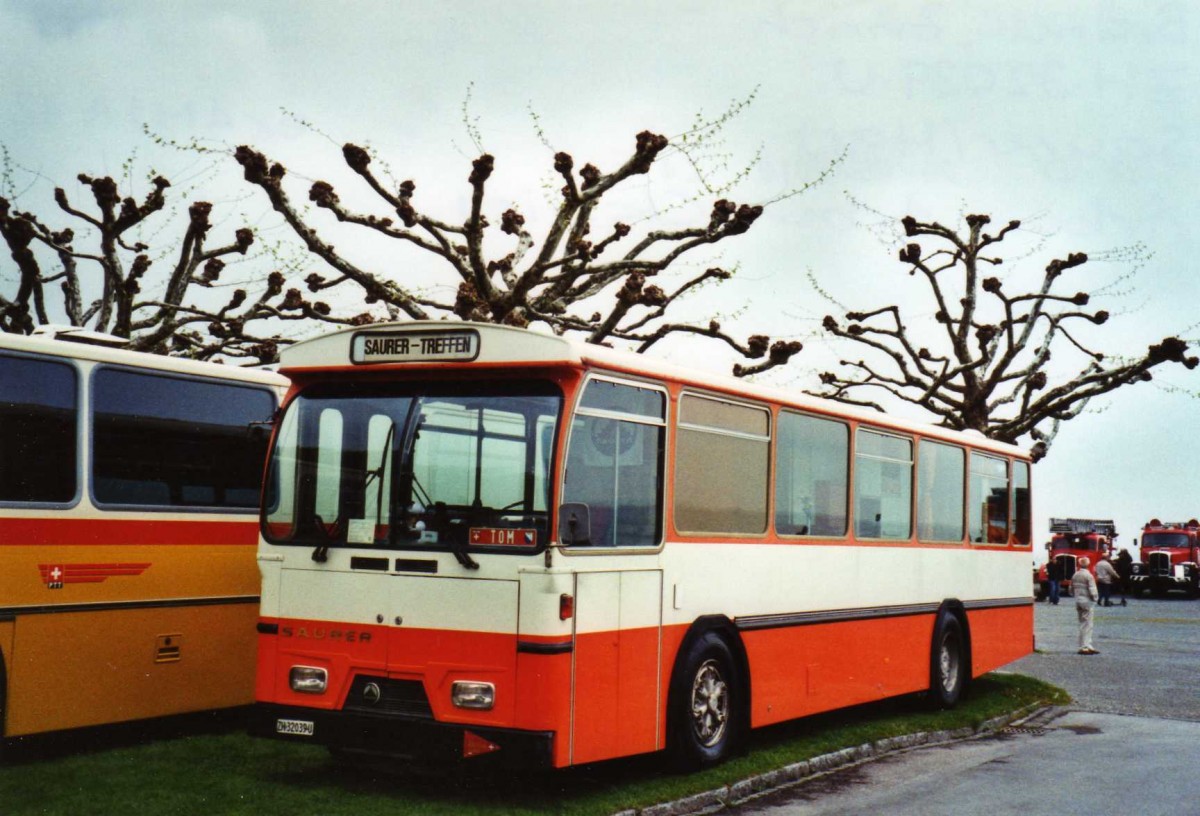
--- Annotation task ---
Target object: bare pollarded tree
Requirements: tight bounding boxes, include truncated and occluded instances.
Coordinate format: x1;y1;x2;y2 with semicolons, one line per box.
0;166;307;362
811;213;1197;459
231;110;838;375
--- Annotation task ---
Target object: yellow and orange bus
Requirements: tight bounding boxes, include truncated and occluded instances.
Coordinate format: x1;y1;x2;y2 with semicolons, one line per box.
0;328;286;743
253;322;1033;768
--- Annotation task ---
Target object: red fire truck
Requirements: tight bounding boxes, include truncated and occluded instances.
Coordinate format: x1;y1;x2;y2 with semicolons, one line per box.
1131;519;1200;598
1035;518;1116;600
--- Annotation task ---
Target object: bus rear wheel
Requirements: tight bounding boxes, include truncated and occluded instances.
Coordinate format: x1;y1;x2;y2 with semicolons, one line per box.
668;631;741;769
929;612;966;709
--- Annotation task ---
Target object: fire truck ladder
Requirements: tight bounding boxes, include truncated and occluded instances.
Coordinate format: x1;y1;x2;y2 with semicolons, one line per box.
1049;518;1118;538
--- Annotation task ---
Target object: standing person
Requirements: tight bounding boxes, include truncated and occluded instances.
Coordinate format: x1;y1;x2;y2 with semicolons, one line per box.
1046;558;1061;605
1072;557;1100;655
1115;549;1134;603
1095;555;1119;607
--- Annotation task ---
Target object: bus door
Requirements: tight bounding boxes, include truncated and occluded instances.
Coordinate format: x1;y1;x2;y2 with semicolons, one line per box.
571;569;662;765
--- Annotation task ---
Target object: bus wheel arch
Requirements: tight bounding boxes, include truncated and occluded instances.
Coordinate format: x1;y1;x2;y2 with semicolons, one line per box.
928;601;971;709
666;616;749;769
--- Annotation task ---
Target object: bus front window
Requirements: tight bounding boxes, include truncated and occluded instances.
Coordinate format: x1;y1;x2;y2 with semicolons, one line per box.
264;381;561;554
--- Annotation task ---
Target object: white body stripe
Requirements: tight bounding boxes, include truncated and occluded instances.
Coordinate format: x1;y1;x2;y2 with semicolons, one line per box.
260;541;1030;636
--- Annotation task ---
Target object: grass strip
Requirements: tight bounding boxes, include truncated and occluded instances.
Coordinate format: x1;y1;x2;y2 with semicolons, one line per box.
0;673;1067;816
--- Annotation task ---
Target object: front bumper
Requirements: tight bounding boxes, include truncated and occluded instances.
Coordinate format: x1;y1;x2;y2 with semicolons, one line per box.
252;703;555;767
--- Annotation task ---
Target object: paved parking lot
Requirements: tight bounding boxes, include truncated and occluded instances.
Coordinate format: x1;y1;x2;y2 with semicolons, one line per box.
1010;594;1200;720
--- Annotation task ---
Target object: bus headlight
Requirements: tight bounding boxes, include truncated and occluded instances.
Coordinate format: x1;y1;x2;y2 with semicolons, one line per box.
451;681;495;710
289;666;328;694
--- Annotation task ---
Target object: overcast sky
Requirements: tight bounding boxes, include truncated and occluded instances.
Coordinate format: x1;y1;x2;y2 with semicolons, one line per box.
3;0;1198;554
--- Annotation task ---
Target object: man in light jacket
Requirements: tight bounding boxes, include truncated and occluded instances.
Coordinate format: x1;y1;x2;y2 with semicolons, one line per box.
1072;557;1100;655
1095;555;1120;607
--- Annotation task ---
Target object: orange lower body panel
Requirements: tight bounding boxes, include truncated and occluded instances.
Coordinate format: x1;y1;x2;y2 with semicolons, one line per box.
741;615;934;728
258;605;1031;768
966;604;1034;675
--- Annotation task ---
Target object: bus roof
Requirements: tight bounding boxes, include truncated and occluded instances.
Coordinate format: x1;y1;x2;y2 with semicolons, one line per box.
278;321;1030;459
0;331;288;387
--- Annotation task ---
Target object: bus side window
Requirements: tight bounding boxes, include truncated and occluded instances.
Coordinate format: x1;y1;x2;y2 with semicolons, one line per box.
92;367;276;510
916;439;965;543
775;412;848;537
562;379;665;547
0;353;78;504
854;429;913;540
1012;460;1031;547
675;394;771;536
968;452;1010;544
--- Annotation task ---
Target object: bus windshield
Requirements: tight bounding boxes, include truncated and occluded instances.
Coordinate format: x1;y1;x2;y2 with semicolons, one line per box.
263;380;561;554
1142;532;1191;549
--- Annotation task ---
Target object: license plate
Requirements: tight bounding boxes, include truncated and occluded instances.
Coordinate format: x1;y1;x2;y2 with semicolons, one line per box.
276;718;315;736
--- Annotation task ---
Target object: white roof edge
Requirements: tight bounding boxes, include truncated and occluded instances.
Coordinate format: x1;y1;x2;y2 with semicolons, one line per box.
0;331;287;386
279;321;1030;459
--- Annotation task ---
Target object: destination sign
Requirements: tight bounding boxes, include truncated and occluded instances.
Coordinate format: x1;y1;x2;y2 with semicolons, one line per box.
351;329;480;364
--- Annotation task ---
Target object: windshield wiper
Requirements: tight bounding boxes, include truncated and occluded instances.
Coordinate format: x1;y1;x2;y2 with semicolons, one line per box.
432;502;478;570
310;514;338;563
364;421;397;540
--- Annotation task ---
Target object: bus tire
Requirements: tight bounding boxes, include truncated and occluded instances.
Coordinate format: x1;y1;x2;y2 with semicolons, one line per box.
667;631;741;770
928;611;966;709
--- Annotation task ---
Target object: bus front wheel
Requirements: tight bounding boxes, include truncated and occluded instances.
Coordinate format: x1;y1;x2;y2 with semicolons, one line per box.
929;612;966;709
668;631;741;769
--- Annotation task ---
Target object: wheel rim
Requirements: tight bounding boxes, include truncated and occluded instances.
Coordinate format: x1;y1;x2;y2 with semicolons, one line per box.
689;658;729;747
939;630;961;694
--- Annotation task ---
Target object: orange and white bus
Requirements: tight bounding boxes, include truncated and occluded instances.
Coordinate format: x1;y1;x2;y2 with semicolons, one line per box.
0;328;286;744
253;322;1033;768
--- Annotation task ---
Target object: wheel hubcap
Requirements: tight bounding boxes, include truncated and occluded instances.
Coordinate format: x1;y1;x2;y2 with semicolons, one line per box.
690;659;729;747
940;631;960;693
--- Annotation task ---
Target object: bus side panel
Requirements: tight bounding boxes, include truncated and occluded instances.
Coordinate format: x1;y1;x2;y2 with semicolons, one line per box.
742;614;934;728
255;620;280;704
5;602;257;737
513;651;573;767
0;618;12;735
967;605;1034;677
658;623;690;751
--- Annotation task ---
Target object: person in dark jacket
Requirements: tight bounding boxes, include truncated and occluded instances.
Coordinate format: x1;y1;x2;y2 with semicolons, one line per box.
1046;558;1061;605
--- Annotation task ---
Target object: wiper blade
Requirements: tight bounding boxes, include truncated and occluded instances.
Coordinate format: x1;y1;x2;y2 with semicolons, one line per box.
453;537;479;570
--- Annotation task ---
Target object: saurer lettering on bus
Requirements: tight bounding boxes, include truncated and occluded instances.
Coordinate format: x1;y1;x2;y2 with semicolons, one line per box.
280;626;372;643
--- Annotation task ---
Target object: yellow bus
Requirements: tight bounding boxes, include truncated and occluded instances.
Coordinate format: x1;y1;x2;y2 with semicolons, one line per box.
0;328;286;744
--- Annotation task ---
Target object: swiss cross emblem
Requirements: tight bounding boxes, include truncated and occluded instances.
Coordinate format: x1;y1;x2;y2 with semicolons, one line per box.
47;565;64;589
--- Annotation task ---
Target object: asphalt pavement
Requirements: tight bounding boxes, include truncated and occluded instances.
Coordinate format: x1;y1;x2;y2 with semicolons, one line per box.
724;596;1200;815
1011;594;1200;720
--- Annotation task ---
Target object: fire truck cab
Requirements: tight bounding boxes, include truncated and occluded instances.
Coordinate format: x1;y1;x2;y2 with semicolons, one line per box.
1035;518;1116;600
1131;519;1200;598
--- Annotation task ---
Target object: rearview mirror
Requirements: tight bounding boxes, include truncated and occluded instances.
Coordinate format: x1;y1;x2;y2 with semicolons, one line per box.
558;502;592;546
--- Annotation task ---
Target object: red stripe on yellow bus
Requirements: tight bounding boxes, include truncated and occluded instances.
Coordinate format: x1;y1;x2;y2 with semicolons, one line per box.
0;517;259;547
